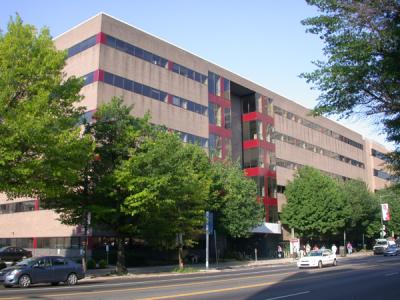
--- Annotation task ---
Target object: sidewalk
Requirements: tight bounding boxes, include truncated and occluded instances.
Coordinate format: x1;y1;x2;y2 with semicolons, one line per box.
83;250;372;281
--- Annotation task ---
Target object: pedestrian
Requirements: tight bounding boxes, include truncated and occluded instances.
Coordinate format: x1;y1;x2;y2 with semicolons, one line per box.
347;242;353;254
305;243;311;255
331;244;337;254
277;245;283;258
313;245;319;251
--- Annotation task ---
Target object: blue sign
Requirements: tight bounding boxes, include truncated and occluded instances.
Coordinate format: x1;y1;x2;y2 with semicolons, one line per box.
205;211;214;233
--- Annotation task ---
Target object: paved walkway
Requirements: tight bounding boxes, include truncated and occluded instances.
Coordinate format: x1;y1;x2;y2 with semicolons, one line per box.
84;250;372;281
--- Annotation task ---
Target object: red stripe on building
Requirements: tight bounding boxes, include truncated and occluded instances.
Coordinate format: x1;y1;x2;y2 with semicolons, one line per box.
208;94;231;108
209;124;232;138
96;32;107;44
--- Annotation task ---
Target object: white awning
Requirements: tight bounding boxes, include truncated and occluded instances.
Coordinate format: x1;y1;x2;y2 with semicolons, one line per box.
251;222;281;234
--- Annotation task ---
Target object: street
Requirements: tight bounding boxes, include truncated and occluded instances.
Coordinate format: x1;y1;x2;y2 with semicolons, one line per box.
0;255;399;299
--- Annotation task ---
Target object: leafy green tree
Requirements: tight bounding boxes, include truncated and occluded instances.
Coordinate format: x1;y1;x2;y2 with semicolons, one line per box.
48;98;149;274
377;186;400;237
116;130;211;269
340;179;380;239
0;15;93;198
207;160;264;238
301;0;400;172
281;166;349;239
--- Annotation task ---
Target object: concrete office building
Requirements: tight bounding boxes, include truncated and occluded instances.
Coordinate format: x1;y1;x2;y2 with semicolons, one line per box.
0;13;393;255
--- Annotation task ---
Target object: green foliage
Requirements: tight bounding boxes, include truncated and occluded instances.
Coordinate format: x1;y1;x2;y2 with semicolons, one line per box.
0;15;93;199
172;266;199;273
207;160;264;238
301;0;400;173
281;166;349;238
378;186;400;236
86;259;96;270
116;130;211;250
98;259;108;269
340;179;380;239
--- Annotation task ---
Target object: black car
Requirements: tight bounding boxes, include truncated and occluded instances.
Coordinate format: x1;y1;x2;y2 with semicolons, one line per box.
0;256;85;288
0;247;32;262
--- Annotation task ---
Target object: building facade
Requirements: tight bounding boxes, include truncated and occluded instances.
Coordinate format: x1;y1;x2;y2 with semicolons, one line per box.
0;13;393;255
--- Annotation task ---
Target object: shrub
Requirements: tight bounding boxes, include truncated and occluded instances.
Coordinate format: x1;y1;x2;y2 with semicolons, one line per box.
98;259;108;269
86;259;96;269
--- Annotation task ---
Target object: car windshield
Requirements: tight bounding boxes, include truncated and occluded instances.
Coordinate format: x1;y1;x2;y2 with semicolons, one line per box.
376;241;387;245
16;258;36;267
0;247;8;252
308;251;322;257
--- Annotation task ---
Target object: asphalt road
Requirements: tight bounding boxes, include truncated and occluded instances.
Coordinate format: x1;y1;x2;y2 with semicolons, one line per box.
0;255;399;300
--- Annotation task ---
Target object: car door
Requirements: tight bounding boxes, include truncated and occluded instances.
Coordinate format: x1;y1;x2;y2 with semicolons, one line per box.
30;257;53;283
322;251;332;265
51;257;69;282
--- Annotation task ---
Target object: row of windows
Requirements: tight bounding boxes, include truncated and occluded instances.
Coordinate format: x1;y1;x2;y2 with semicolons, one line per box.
105;34;168;68
175;130;208;148
0;237;82;249
273;132;365;169
372;149;389;162
208;103;231;129
67;34;208;85
172;95;208;115
274;106;364;150
83;71;208;117
67;35;97;57
373;169;391;181
276;158;351;181
209;134;232;159
0;201;35;215
172;63;207;84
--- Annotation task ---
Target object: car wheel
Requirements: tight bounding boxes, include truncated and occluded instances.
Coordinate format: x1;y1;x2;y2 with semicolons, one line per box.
318;261;323;269
333;259;337;266
18;274;31;288
51;282;60;286
66;273;78;286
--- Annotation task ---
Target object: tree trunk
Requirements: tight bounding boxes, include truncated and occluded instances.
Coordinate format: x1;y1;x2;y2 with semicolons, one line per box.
116;236;127;274
178;246;184;270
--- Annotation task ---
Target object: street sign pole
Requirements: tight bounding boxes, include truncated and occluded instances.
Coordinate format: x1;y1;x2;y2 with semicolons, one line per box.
205;211;209;269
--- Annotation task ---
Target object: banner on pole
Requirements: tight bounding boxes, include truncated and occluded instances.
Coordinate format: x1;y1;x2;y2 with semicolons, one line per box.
381;203;391;221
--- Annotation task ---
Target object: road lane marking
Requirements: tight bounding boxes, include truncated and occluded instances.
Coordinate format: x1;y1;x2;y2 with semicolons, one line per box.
138;281;279;299
385;272;399;276
265;290;311;300
1;261;399;300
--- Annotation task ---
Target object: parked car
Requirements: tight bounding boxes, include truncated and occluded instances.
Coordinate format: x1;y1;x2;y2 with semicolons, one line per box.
373;239;390;255
0;256;84;288
297;250;337;269
383;244;400;256
0;246;32;262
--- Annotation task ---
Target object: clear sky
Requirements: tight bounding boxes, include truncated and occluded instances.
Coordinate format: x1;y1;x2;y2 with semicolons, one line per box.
1;0;393;149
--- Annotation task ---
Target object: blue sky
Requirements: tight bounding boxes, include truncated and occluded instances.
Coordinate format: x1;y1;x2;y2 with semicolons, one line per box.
1;0;392;148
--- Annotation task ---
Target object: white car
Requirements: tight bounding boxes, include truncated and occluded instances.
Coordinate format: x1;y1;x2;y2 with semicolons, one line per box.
297;250;337;268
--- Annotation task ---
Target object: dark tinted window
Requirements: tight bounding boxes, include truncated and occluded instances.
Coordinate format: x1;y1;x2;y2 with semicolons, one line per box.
52;258;67;266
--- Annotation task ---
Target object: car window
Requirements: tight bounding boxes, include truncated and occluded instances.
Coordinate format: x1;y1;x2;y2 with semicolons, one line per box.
36;258;52;267
52;258;66;266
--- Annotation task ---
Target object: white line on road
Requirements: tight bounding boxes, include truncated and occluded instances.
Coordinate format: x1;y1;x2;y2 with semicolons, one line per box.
265;290;311;300
385;272;399;276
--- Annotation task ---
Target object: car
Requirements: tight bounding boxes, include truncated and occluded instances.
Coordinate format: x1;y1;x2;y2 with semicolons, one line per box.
297;249;337;269
373;239;390;255
0;246;32;262
383;244;400;256
0;256;85;288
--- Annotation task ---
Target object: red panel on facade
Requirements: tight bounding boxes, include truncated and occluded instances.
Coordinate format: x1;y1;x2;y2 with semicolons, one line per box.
209;124;232;138
243;140;275;152
265;198;278;206
34;199;39;211
33;238;37;250
208;93;231;108
93;69;104;82
244;167;265;177
96;32;107;44
167;61;173;71
242;112;274;125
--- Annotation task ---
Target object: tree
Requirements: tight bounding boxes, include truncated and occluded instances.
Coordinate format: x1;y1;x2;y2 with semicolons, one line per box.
207;160;264;238
0;15;93;199
281;166;349;239
340;179;380;239
377;186;400;237
116;130;211;269
47;98;149;274
301;0;400;170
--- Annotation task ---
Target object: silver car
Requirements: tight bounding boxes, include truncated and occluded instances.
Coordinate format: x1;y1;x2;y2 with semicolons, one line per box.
0;256;84;288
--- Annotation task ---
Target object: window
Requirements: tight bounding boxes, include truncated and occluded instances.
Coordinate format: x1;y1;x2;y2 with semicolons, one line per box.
224;108;231;129
209;103;222;126
209;134;222;158
52;257;67;266
223;78;230;99
68;35;97;57
267;177;277;198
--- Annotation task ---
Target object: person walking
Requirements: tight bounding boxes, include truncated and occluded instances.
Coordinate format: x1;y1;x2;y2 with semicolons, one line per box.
331;244;337;254
347;242;353;254
305;243;311;255
277;245;283;258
